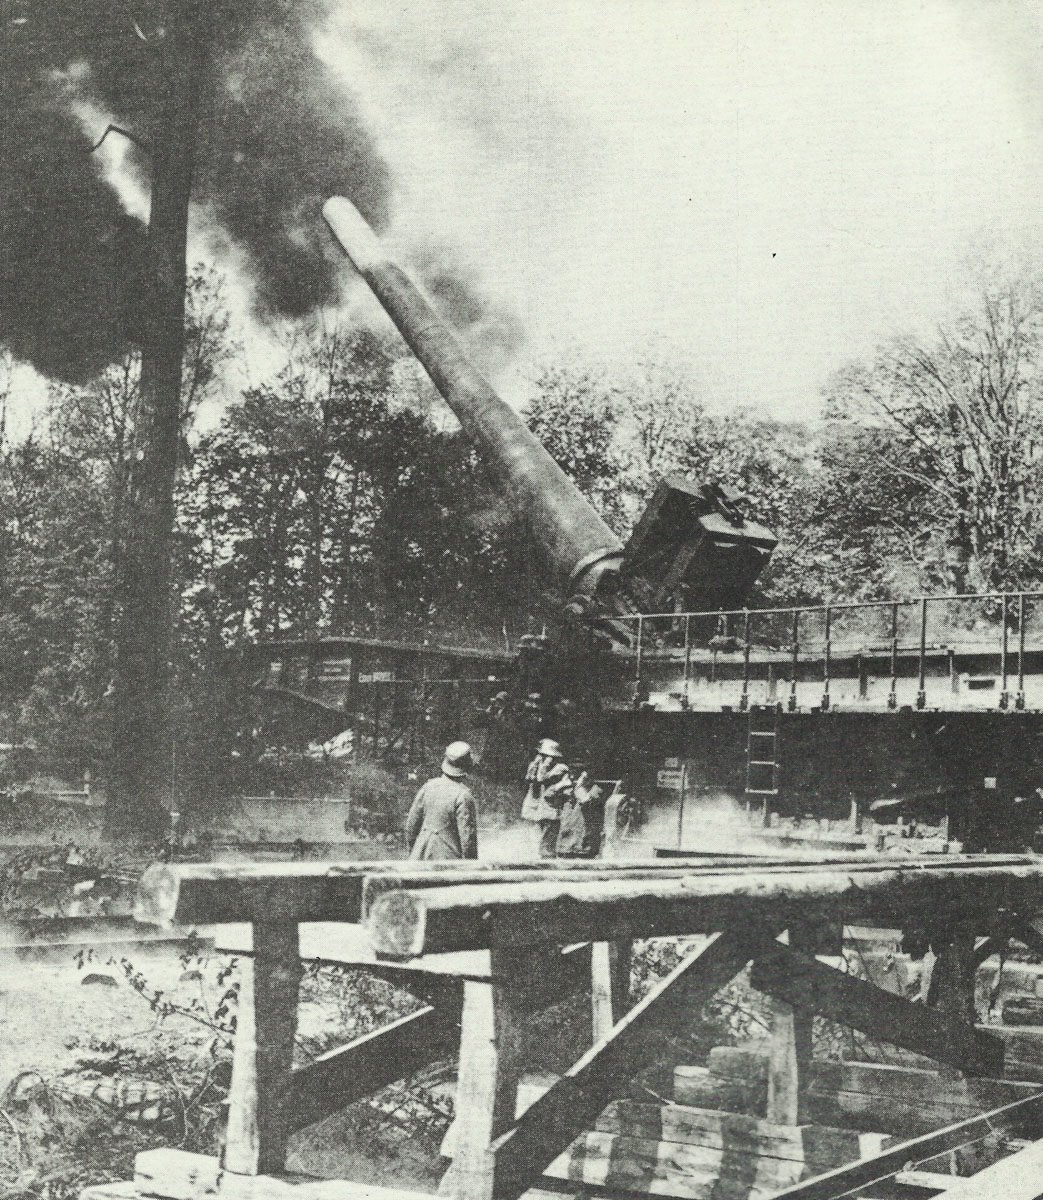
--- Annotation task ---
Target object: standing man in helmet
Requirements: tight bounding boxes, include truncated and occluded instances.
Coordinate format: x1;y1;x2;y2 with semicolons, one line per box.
406;741;479;860
521;738;572;858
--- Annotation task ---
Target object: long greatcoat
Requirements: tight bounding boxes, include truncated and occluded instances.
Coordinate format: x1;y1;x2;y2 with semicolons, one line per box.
406;774;478;860
521;755;571;822
557;777;606;857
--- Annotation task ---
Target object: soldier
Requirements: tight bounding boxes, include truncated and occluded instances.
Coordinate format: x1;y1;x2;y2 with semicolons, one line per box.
521;738;571;858
556;769;606;859
406;741;478;860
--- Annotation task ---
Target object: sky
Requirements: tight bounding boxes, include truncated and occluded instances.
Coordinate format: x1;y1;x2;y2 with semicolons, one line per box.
9;0;1043;430
318;0;1043;420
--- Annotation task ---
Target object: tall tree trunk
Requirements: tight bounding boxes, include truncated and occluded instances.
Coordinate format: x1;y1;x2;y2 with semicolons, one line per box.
107;0;209;838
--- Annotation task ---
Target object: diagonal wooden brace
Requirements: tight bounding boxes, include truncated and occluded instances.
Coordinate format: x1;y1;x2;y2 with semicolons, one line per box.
487;925;774;1200
750;940;1004;1077
283;994;461;1134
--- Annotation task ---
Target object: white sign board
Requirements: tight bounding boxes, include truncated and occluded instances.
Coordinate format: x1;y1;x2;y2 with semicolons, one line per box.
657;769;684;790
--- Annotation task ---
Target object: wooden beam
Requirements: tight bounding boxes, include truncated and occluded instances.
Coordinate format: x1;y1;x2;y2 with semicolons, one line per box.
672;1055;1043;1137
364;862;1043;957
139;853;1037;927
223;919;302;1176
751;941;1003;1077
362;868;728;921
283;999;460;1134
142;856;841;925
138;862;369;925
488;925;772;1200
766;1090;1043;1200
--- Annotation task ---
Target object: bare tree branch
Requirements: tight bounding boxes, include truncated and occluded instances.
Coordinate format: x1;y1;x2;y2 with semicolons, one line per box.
88;123;151;155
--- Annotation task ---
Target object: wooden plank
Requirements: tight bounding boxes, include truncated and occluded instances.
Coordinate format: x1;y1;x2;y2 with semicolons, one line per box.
672;1064;765;1117
364;863;1043;956
750;942;1004;1076
488;925;771;1200
81;1185;141;1200
988;1026;1043;1083
223;919;302;1176
766;1090;1043;1200
283;999;460;1134
133;1147;436;1199
894;1169;958;1191
810;1061;1039;1112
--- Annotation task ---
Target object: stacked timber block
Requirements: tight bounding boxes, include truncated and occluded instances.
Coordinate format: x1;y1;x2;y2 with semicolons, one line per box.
538;1097;890;1198
675;1042;1043;1139
511;1062;896;1199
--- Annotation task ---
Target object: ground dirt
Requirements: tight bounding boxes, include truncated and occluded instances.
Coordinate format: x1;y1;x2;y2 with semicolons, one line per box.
0;939;451;1199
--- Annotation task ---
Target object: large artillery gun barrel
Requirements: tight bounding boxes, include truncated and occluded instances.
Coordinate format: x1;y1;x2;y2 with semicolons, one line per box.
322;197;624;605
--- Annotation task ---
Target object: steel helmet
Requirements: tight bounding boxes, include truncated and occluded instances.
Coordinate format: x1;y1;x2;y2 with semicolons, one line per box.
537;738;563;758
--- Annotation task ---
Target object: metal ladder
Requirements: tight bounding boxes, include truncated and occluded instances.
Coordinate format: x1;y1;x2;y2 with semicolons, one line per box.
744;710;780;820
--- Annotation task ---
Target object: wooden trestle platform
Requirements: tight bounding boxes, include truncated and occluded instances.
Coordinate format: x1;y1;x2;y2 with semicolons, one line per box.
81;853;1043;1200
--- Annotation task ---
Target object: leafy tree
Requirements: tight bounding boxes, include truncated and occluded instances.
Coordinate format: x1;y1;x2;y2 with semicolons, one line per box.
525;352;816;606
0;273;232;796
525;360;632;534
821;278;1043;595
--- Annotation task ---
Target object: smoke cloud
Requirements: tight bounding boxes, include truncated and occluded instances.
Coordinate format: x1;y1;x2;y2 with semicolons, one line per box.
1;0;395;382
1;8;148;381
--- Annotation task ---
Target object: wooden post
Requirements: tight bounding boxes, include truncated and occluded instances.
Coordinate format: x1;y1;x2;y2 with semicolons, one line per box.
766;926;815;1126
927;920;979;1026
591;940;632;1041
223;919;302;1176
442;943;548;1200
767;996;812;1125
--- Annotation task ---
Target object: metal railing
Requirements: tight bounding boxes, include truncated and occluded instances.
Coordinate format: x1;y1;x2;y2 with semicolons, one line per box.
619;590;1043;713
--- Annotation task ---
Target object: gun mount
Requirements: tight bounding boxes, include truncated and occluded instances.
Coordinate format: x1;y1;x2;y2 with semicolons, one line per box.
322;197;776;639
